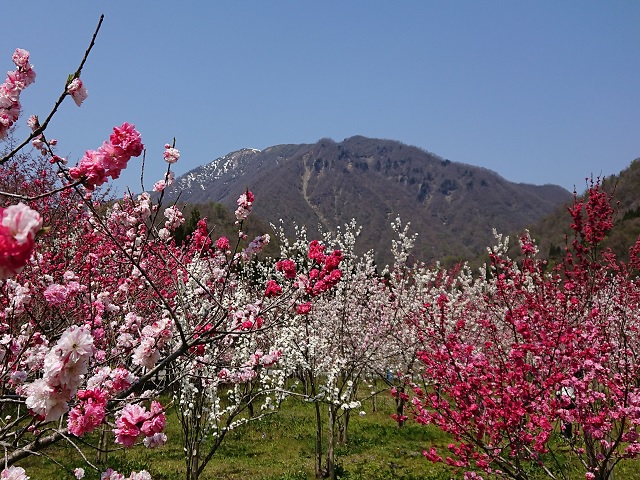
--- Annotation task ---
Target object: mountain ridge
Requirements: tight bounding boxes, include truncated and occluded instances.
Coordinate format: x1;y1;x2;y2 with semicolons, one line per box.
165;136;572;266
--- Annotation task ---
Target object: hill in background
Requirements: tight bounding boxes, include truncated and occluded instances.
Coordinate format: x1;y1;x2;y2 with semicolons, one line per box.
164;136;572;266
522;158;640;266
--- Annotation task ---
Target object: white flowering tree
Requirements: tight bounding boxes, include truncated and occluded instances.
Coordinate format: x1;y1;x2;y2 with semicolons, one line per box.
268;220;406;479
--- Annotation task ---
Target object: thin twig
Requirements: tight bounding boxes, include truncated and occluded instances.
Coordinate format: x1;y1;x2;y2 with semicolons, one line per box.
0;15;104;165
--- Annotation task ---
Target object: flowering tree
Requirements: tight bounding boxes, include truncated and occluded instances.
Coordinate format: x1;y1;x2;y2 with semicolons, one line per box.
0;18;338;480
269;220;407;479
404;180;640;480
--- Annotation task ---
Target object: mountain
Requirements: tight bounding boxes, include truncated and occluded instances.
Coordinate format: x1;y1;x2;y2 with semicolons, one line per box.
165;136;572;266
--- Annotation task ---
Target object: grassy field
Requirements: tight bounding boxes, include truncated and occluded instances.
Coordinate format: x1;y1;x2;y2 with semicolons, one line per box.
17;390;640;479
18;390;456;479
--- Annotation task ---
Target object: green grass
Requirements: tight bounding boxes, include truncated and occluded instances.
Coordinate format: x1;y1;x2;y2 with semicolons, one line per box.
17;392;455;479
16;392;640;479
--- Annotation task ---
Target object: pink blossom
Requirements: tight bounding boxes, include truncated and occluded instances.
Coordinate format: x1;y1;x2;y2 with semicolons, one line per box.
265;279;282;297
140;401;166;436
143;432;167;448
0;203;42;279
57;325;95;365
163;206;184;230
129;472;152;480
235;190;254;221
11;49;30;69
101;469;125;480
296;302;312;315
74;468;85;479
276;259;297;279
114;404;147;447
114;401;166;448
241;234;270;260
110;122;144;157
68;388;107;436
26;114;38;131
0;466;29;480
153;180;166;192
163;144;180;164
67;78;88;106
216;236;230;251
69;124;143;189
43;284;69;306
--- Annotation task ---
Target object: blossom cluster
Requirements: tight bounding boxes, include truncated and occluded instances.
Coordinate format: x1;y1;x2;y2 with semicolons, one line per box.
302;240;343;296
0;203;42;279
235;190;254;222
0;466;29;480
241;234;270;261
113;401;167;448
218;349;282;384
21;326;95;421
100;468;152;480
69;122;144;190
67;387;107;436
0;48;35;139
162;143;180;164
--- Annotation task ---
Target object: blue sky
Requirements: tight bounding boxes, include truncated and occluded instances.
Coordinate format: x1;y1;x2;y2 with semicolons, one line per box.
3;1;639;195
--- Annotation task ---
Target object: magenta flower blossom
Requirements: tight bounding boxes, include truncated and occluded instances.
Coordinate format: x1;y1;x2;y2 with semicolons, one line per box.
276;259;297;279
0;203;42;279
265;279;282;298
69;123;143;190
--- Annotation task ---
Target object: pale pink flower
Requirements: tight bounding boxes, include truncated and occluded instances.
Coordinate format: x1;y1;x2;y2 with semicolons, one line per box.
11;49;30;69
101;469;125;480
43;283;69;306
1;202;42;244
26;114;38;131
74;468;85;479
0;465;29;480
163;144;180;164
129;471;152;480
57;326;95;364
67;78;88;106
234;191;254;221
24;378;70;421
163;205;184;230
114;404;148;447
152;180;166;192
30;135;44;150
143;432;167;448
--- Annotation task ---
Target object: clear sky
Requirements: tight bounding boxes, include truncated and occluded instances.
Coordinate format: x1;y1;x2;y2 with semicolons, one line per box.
3;1;639;195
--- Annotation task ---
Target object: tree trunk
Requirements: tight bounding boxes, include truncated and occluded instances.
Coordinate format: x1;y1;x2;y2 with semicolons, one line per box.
326;405;337;479
338;410;350;445
310;377;324;479
396;385;406;428
186;447;200;480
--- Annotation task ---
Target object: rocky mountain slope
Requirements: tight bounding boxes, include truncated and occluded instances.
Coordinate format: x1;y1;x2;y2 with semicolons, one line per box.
165;136;572;266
